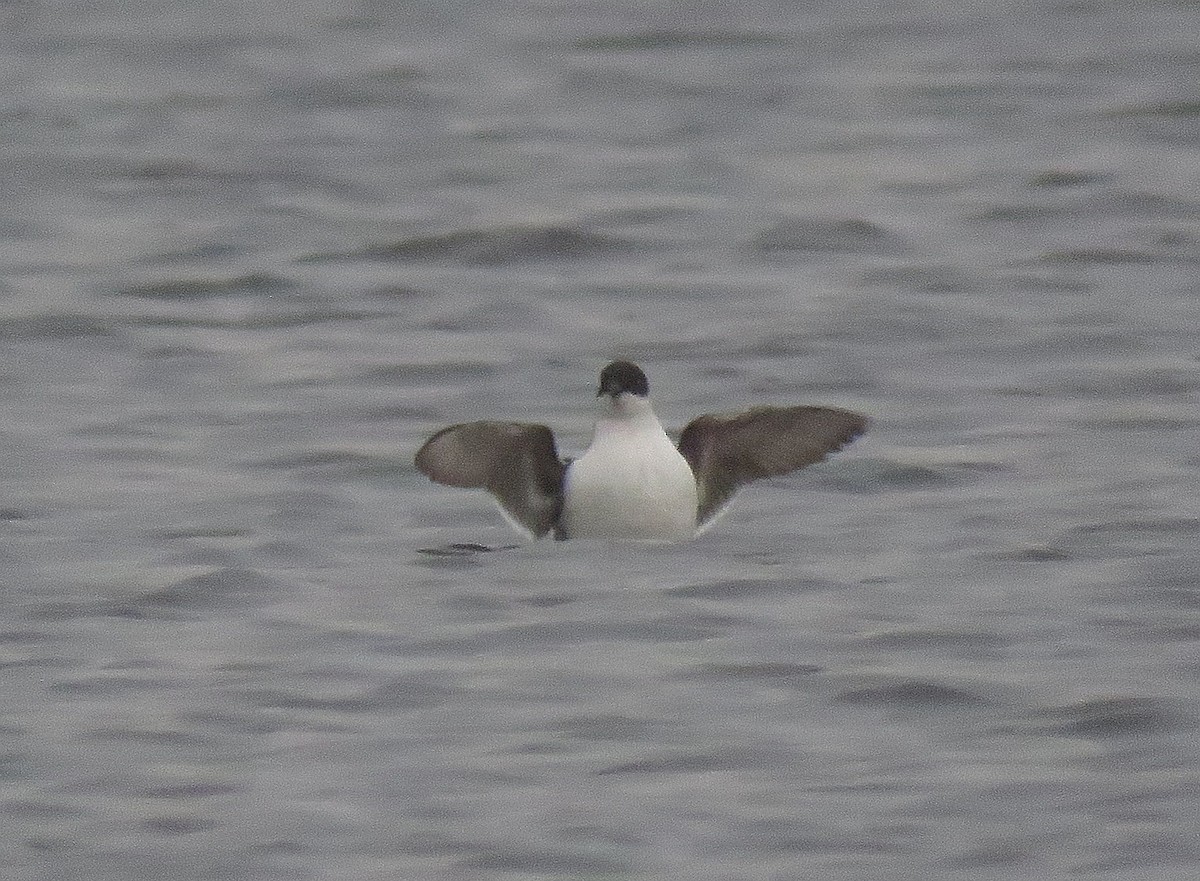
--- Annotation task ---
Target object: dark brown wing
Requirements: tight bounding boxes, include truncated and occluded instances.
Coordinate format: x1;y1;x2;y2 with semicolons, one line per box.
415;421;565;538
678;406;868;528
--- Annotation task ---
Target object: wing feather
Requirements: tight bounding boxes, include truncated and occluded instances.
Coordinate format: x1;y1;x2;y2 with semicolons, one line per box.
415;421;565;538
678;406;867;528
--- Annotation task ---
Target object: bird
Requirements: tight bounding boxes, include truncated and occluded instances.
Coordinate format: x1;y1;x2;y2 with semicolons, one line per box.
414;360;867;541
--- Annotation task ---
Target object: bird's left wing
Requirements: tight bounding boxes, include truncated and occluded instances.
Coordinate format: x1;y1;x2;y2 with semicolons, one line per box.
415;421;565;538
678;406;868;529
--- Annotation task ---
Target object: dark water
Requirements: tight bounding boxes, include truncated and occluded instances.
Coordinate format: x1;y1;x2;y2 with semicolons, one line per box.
4;1;1200;879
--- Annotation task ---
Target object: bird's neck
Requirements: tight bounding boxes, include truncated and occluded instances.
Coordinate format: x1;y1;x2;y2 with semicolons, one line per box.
603;393;658;423
591;394;668;447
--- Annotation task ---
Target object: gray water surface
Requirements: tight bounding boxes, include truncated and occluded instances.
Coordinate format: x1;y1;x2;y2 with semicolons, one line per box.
3;1;1200;879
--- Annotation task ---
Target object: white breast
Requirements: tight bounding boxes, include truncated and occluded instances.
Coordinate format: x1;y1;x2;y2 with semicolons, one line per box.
561;405;698;541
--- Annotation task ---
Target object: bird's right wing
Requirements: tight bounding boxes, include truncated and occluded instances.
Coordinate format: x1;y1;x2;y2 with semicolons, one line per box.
415;421;565;538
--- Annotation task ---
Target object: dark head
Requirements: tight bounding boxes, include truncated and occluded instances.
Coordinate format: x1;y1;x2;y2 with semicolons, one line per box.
597;360;649;398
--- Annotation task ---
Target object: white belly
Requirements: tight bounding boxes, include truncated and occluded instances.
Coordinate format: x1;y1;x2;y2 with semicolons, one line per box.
561;435;698;541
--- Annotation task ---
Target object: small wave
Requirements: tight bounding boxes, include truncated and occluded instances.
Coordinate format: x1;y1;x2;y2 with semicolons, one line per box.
457;846;630;876
4;800;89;820
417;543;519;558
419;300;542;332
751;217;905;255
358;361;497;386
120;272;286;300
1108;98;1200;144
248;449;409;480
569;29;784;51
1021;362;1197;397
859;627;1012;654
596;746;771;775
1054;517;1200;559
837;677;988;709
1039;247;1163;265
357;223;630;264
1109;99;1200;118
860;263;985;294
1027;169;1112;189
242;677;450;713
139;816;221;836
665;577;839;600
1033;696;1187;739
82;725;215;747
553;713;658;741
680;661;823;686
48;675;173;697
813;457;978;494
151;525;252;540
143;782;243;799
265;64;428;110
401;613;743;655
996;545;1072;562
0;314;116;339
135;567;278;613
